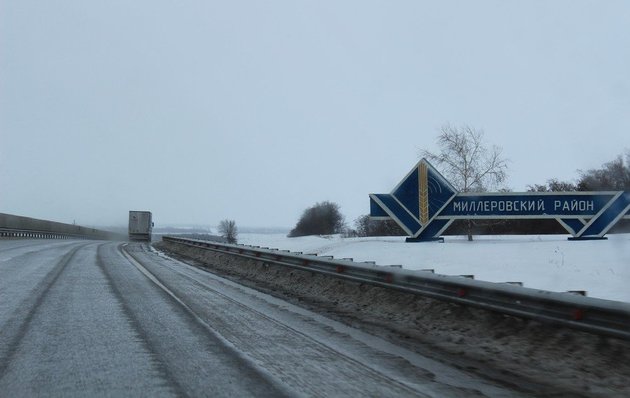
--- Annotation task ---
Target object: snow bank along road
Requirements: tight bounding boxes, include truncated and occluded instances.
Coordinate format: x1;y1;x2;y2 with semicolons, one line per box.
0;239;543;397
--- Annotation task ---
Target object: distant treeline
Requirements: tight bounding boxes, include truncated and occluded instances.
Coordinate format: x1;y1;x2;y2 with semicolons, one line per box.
286;152;630;238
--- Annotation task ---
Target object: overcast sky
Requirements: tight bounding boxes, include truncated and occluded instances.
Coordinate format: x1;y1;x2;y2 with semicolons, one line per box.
1;1;629;229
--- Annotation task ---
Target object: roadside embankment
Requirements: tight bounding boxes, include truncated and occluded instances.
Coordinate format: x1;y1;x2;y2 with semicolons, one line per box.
156;240;630;397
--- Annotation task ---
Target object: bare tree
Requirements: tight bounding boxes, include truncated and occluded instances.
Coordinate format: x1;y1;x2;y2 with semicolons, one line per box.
218;219;238;244
527;178;577;192
422;124;509;240
578;151;630;191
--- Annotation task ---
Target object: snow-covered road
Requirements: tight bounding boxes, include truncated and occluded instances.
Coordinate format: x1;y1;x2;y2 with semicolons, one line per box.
0;240;284;397
0;239;541;397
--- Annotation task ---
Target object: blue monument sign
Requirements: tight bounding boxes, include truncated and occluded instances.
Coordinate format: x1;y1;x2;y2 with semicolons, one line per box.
370;159;630;242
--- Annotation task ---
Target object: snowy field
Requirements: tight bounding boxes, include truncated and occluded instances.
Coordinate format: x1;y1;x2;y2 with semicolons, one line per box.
236;233;630;303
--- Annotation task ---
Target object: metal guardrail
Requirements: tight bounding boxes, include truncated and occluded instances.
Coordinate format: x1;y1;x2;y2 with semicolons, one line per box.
163;236;630;341
0;213;125;240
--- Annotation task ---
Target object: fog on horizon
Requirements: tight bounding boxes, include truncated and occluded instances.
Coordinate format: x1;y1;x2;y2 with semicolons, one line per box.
1;1;629;229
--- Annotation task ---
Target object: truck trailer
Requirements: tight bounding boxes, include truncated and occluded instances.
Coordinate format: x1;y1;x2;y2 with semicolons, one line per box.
128;211;153;241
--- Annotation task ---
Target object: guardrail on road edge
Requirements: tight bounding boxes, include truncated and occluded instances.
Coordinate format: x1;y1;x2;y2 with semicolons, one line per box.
0;212;125;240
162;236;630;341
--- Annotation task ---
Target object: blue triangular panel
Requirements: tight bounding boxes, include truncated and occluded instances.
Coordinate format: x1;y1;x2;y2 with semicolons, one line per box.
373;194;422;235
559;219;585;235
370;196;389;218
393;168;420;219
426;166;457;219
415;219;451;240
580;192;630;237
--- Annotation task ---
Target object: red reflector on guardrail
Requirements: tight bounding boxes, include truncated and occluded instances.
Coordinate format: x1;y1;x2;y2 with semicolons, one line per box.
457;288;467;297
336;266;344;273
573;309;585;321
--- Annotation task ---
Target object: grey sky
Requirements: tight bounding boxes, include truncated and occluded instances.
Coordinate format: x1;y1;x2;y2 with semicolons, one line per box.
1;1;629;228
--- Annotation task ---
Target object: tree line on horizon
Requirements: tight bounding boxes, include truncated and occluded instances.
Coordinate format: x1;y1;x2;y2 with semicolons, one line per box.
287;125;630;238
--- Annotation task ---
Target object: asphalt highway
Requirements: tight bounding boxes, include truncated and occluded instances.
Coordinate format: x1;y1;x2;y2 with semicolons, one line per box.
0;239;528;397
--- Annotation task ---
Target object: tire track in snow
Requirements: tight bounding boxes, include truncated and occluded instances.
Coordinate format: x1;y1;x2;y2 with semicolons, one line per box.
0;242;88;379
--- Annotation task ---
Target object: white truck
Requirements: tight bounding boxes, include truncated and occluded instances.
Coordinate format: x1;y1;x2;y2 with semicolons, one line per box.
128;211;153;241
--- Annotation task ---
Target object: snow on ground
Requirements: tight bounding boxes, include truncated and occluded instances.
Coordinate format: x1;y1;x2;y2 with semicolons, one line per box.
237;233;630;303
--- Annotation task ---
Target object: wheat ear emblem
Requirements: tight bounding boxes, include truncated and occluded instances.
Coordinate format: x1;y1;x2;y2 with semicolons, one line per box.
419;163;429;225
